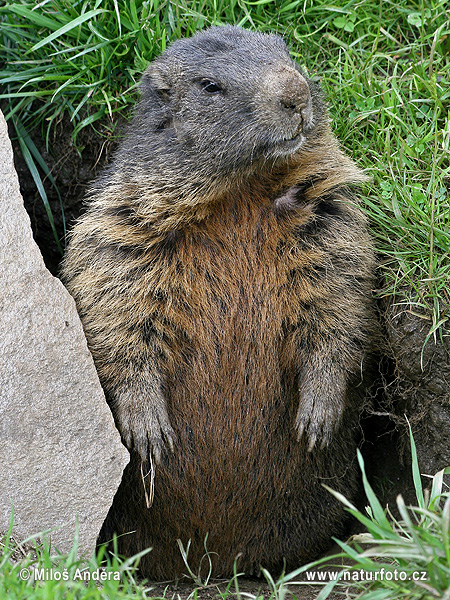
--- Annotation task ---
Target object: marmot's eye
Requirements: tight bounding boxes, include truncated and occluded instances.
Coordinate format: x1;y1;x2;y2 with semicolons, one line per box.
200;80;222;94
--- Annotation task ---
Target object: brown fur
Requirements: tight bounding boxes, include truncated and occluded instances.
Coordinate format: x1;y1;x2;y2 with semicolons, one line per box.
61;25;376;578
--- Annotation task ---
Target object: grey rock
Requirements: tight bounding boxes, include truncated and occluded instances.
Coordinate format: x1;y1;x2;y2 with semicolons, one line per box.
0;111;129;556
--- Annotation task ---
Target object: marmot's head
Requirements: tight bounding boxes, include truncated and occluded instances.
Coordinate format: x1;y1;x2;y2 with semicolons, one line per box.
123;26;326;180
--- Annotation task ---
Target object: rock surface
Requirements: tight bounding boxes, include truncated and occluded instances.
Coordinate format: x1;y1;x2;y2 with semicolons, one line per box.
0;110;129;556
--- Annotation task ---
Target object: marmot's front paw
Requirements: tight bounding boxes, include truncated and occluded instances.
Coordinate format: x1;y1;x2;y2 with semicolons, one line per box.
113;391;176;463
295;391;344;452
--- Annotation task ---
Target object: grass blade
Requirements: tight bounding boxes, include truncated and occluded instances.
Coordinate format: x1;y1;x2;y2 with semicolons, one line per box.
357;449;394;533
408;421;425;509
13;116;66;242
12;117;63;255
28;9;107;53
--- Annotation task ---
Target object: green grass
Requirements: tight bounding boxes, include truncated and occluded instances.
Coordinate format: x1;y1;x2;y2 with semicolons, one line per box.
0;0;449;329
0;521;153;600
274;427;450;599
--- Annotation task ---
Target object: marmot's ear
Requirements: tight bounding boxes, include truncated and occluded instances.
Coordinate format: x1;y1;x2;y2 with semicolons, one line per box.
140;64;172;104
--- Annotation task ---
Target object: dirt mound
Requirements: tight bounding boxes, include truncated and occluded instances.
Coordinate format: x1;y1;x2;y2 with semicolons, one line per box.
384;301;450;477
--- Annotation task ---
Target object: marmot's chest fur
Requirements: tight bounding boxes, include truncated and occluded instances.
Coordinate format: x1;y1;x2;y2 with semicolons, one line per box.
157;194;299;436
152;193;306;366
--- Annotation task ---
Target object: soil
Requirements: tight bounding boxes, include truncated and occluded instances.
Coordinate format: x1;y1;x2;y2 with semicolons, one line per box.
143;576;341;600
383;300;450;477
7;114;124;276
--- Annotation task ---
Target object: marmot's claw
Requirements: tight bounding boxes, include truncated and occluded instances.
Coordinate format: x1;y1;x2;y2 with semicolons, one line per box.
150;422;176;464
114;394;176;464
307;431;317;453
295;391;343;451
152;443;161;465
143;418;176;465
166;427;176;453
296;420;305;442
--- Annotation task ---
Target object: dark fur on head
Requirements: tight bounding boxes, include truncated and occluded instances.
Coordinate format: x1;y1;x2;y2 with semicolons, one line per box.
91;26;346;232
62;25;377;579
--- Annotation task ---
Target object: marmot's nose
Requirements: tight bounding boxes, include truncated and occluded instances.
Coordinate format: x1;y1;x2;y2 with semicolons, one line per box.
263;66;313;128
279;73;309;114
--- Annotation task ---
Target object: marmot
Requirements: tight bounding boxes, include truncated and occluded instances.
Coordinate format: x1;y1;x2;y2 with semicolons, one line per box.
61;25;376;578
